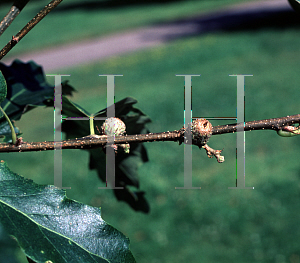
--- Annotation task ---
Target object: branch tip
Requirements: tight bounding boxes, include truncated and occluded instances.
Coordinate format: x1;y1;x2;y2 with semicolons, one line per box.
202;144;225;163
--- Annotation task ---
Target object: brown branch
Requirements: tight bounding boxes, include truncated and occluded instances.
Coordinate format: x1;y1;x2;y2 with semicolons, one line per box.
0;0;30;37
212;114;300;135
0;0;63;60
0;114;299;153
0;131;183;153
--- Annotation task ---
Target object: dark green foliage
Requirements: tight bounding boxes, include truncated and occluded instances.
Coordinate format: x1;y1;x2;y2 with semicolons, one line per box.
60;96;151;213
0;161;136;263
0;60;53;127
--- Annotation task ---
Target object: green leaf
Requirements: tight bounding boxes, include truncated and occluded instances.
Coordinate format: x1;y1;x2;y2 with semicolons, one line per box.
0;71;7;104
61;95;92;118
0;161;136;263
0;224;20;263
61;80;77;96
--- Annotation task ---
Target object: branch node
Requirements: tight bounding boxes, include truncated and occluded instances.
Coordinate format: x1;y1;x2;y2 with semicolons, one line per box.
15;137;24;147
11;35;19;44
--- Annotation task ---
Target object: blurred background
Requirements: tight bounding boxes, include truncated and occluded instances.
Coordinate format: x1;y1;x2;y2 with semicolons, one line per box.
0;0;299;262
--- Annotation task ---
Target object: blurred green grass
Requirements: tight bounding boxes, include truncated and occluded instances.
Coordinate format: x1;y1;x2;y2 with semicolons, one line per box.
0;0;256;55
1;1;300;263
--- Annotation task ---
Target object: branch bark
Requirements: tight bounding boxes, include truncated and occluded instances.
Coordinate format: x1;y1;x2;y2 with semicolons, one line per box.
0;0;30;37
0;0;63;60
0;114;299;153
212;114;300;135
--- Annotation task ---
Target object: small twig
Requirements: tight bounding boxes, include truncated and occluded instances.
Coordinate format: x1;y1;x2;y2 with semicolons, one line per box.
202;144;224;163
0;0;63;60
212;114;300;135
0;0;30;37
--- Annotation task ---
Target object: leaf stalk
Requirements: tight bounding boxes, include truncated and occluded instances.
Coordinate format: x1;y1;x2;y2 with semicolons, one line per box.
0;106;16;144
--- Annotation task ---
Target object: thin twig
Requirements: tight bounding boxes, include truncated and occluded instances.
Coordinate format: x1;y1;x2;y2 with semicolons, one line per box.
0;114;299;153
0;1;30;37
212;114;300;135
0;0;63;60
202;144;224;163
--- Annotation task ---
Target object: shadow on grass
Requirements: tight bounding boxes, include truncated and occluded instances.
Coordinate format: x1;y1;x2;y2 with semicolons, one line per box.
54;1;300;42
54;0;184;11
151;8;300;42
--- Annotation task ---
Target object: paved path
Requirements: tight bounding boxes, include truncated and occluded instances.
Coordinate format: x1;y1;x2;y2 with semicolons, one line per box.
1;0;293;73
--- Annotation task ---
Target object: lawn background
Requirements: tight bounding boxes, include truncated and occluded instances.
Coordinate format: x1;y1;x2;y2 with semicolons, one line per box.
0;1;299;263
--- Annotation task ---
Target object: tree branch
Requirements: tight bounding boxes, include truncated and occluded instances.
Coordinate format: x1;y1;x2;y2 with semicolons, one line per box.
0;131;183;153
0;114;299;153
212;114;300;135
0;0;63;60
0;0;30;37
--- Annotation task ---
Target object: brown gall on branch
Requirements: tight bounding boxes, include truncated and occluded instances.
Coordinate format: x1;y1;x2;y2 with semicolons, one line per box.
190;118;212;145
167;118;223;163
187;119;224;163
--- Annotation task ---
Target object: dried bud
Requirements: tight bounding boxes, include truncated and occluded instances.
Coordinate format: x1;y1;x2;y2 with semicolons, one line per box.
190;118;212;146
